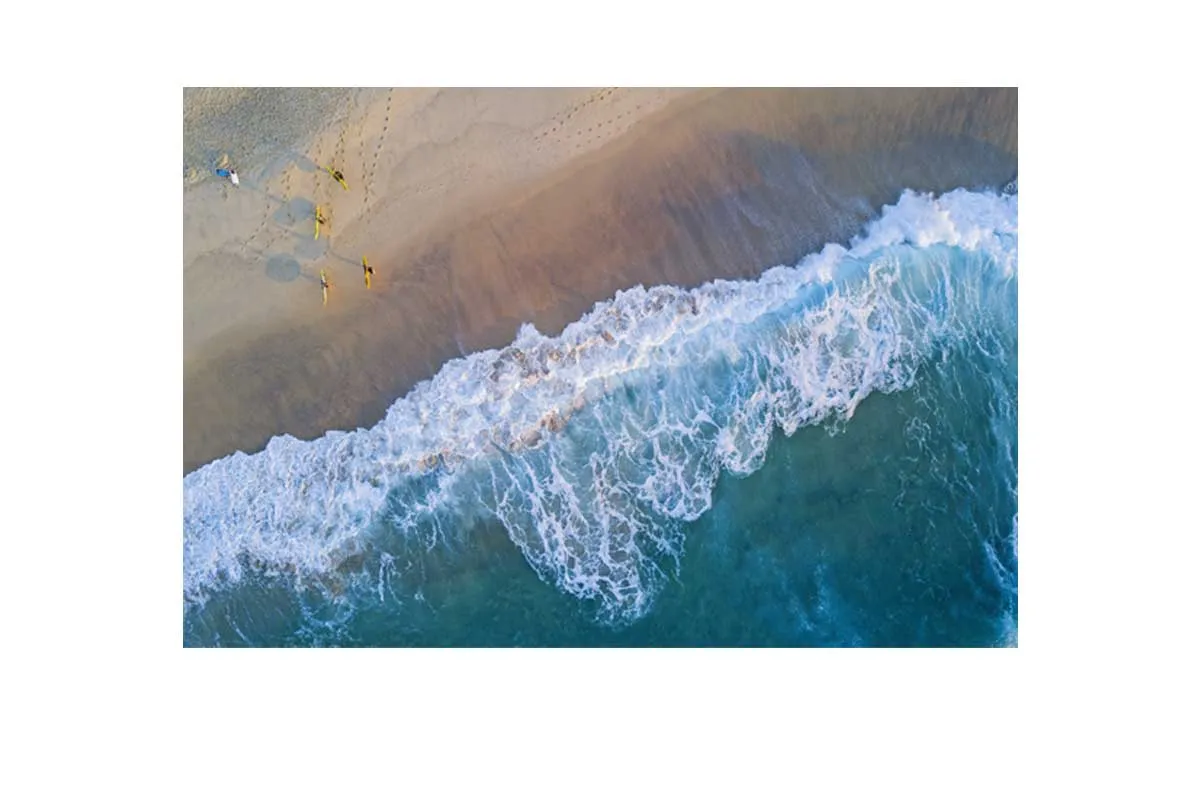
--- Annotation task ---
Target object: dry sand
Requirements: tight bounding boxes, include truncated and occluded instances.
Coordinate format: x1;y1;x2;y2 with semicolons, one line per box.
183;87;1017;474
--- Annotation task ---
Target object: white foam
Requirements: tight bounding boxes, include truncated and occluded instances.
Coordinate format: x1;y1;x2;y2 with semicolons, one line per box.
184;188;1018;618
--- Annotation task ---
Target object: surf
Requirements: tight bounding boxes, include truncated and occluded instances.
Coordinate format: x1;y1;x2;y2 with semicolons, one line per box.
183;186;1018;628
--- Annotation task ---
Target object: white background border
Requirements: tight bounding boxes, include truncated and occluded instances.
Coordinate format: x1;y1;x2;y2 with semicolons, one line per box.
5;0;1195;806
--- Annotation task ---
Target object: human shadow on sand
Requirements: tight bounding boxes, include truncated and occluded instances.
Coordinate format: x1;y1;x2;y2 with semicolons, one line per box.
287;151;320;173
255;151;321;182
325;249;364;269
291;232;328;262
273;197;317;228
264;254;302;283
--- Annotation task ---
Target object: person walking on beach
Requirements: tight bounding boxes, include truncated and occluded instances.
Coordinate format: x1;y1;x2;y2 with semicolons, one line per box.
362;256;375;289
320;269;332;307
322;165;349;191
314;206;328;239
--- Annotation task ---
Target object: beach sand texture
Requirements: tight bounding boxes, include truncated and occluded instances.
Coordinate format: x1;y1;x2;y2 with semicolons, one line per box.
183;87;1017;474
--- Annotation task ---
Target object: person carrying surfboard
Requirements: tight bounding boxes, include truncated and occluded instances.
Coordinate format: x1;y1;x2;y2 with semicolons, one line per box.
314;206;328;239
215;167;240;186
322;165;349;191
320;269;332;306
362;256;375;289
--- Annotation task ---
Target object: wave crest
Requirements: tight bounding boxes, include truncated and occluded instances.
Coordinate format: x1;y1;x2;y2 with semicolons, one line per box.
184;188;1018;621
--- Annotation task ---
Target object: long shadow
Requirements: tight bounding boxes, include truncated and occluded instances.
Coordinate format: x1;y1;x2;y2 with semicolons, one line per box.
291;231;328;262
285;151;320;174
238;183;289;207
264;254;302;283
261;251;324;288
252;150;321;185
326;249;365;269
273;197;317;228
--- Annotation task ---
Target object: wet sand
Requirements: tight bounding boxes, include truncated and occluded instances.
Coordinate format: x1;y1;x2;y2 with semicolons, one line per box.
183;87;1017;474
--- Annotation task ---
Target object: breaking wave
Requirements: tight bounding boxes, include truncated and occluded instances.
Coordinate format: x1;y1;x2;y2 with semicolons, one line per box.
184;187;1018;625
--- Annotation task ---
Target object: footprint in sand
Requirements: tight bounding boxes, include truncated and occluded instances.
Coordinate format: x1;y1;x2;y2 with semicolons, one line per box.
365;92;394;201
244;175;278;252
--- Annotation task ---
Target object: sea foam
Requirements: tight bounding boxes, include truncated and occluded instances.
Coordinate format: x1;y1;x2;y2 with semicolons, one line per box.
184;187;1018;622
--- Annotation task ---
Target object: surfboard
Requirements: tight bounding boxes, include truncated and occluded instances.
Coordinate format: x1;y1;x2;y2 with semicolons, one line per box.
314;207;323;240
323;165;349;190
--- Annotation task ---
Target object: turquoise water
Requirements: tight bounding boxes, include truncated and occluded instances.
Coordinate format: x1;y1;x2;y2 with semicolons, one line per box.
183;189;1017;647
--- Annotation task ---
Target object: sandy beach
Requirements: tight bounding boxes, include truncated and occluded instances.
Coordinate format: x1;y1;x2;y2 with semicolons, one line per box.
183;87;1017;474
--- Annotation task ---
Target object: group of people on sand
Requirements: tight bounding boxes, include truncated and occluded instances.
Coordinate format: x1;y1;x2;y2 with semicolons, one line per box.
215;160;376;307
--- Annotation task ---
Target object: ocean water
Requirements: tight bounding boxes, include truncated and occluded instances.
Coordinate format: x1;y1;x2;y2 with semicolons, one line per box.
183;187;1018;647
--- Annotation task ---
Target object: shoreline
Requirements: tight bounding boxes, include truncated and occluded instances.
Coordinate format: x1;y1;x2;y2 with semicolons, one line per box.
183;87;1017;474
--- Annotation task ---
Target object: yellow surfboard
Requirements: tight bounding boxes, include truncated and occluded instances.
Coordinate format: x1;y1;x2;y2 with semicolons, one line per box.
314;206;324;240
322;165;349;191
362;256;372;289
